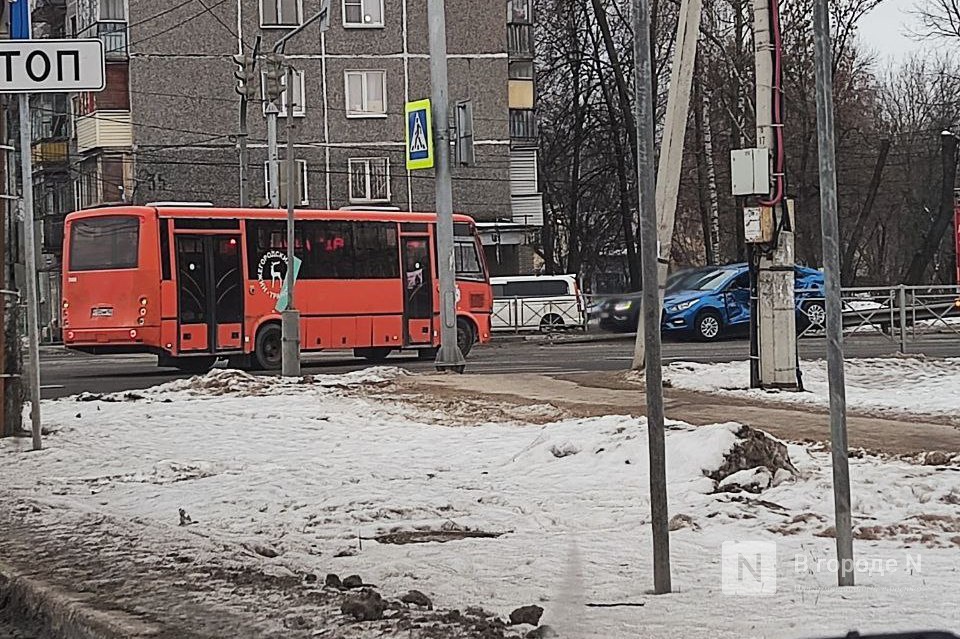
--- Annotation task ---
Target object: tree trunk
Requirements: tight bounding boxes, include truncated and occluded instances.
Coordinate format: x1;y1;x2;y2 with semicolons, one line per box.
904;133;959;284
840;138;890;285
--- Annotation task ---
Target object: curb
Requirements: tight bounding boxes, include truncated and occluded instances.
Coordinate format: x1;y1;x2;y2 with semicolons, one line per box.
492;332;636;345
0;559;160;639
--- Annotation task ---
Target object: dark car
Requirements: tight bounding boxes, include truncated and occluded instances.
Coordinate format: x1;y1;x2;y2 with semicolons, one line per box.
597;267;715;333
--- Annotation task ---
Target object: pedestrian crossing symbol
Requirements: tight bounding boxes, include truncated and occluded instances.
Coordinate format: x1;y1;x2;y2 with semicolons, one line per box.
405;99;434;170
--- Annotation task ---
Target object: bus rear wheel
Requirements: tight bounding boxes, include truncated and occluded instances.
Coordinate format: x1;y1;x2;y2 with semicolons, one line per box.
355;347;393;362
172;356;217;374
254;324;283;371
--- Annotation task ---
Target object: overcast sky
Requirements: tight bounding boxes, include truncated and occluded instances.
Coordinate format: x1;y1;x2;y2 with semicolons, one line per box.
857;0;932;61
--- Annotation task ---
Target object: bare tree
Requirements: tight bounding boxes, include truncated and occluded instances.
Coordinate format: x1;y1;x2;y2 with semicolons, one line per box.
911;0;960;40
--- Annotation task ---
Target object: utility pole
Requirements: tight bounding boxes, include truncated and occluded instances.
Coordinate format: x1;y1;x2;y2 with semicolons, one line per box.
812;0;854;587
631;0;702;370
18;93;41;450
281;64;301;378
634;0;671;595
753;0;798;390
233;36;260;208
267;1;329;377
1;96;21;439
427;0;465;372
264;52;283;210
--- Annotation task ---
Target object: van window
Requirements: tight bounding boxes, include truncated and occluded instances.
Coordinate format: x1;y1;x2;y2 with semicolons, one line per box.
497;279;570;298
69;216;140;271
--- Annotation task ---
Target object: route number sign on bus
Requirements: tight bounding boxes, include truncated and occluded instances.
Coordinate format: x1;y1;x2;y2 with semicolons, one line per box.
0;39;105;93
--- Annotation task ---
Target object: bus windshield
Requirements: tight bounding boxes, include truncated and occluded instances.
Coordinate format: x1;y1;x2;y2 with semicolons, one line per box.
69;216;140;271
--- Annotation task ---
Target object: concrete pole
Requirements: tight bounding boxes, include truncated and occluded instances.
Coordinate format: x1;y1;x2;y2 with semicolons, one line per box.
281;66;301;378
266;103;280;209
238;99;249;208
632;0;702;370
811;0;854;587
634;0;671;595
753;0;798;390
17;93;41;451
426;0;465;372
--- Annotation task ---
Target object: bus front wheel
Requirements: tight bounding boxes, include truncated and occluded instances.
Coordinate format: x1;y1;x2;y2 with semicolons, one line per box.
254;324;283;370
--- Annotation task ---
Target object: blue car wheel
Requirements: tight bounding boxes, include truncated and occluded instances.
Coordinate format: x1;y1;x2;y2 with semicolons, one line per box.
695;310;723;341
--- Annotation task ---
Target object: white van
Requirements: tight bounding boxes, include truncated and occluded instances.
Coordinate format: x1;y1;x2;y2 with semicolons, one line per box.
491;275;585;333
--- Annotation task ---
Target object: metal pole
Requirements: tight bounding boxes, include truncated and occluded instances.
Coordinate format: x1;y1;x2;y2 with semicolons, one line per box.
427;0;465;372
898;284;907;354
634;0;671;595
17;94;40;451
266;104;280;209
281;65;301;378
812;0;854;587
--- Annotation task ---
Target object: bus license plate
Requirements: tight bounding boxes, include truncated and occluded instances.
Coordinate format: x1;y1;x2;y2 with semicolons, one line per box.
91;307;113;318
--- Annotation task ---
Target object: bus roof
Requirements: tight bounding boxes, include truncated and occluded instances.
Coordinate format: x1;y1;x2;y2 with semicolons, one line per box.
65;205;479;226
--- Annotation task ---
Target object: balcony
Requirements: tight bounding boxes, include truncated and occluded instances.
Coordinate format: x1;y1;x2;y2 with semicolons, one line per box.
509;109;537;144
32;141;69;168
507;24;533;58
75;111;133;153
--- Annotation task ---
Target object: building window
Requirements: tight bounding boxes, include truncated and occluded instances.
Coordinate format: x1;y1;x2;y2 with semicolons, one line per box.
262;69;305;117
509;61;534;80
507;0;531;24
260;0;302;27
99;0;126;21
343;0;383;26
264;159;309;206
344;70;386;117
348;158;390;202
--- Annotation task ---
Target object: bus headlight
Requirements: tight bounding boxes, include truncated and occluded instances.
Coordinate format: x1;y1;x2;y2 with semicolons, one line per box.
139;297;148;306
129;329;138;339
138;318;145;325
139;307;147;317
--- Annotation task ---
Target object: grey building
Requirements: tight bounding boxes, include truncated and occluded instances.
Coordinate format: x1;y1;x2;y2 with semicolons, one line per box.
30;0;544;327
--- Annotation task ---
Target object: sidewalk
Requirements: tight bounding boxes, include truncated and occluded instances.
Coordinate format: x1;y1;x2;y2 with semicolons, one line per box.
404;371;960;455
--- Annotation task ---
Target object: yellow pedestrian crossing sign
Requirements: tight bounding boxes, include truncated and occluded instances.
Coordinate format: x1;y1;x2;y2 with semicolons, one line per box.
405;99;434;170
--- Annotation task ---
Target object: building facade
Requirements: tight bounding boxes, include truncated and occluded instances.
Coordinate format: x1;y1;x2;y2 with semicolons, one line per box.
27;0;544;340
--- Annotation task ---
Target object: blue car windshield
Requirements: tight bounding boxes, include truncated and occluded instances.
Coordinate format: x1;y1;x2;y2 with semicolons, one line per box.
688;269;740;291
667;269;712;293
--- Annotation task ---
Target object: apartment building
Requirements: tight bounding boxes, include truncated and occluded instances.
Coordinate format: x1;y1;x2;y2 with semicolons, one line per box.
26;0;544;338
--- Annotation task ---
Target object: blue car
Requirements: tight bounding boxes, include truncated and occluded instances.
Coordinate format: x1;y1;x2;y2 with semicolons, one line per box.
662;264;825;341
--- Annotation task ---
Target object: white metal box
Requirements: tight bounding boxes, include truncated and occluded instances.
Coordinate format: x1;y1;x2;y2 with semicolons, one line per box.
730;148;771;196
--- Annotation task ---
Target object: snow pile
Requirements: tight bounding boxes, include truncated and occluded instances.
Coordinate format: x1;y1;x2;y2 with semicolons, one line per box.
3;371;960;638
665;357;960;419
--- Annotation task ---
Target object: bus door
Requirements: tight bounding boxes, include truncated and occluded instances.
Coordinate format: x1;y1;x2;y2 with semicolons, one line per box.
401;236;433;345
175;234;244;354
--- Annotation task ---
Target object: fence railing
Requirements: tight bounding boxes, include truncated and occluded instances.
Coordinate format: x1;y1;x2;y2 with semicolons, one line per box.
491;298;587;333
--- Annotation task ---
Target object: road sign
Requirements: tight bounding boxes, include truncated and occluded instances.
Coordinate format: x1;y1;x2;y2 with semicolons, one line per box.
10;0;31;39
405;99;434;170
0;39;105;93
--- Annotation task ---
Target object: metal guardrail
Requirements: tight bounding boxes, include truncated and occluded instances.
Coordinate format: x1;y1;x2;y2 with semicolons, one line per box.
795;285;960;351
491;297;587;333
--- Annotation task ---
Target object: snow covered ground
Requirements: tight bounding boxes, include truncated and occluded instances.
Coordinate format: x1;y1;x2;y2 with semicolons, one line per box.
666;357;960;421
2;368;960;638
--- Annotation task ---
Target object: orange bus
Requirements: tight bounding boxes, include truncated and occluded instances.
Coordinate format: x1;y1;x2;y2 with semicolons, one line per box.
61;204;492;371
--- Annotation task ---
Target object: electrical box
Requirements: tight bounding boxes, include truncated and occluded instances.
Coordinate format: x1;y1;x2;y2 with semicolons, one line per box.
731;148;771;196
743;206;775;244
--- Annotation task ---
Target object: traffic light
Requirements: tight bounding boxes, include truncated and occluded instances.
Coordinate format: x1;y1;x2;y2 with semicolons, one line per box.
232;53;257;100
263;53;286;105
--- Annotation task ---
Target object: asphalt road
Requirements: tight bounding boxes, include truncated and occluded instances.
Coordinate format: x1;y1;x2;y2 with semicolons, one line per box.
36;332;960;399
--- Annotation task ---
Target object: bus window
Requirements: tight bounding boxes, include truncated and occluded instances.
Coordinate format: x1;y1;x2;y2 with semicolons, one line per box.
301;221;354;279
353;222;400;279
69;216;139;271
454;239;485;282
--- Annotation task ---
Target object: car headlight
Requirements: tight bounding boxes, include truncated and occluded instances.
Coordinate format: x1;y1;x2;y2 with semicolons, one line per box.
613;301;633;312
668;299;700;313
